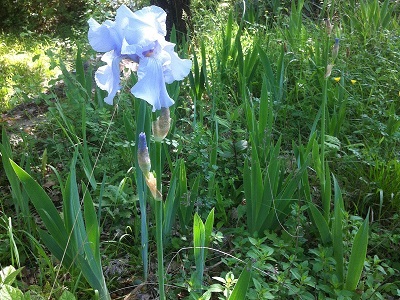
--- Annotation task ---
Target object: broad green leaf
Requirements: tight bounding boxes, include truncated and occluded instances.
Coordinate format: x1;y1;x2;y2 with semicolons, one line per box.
163;159;182;236
83;183;100;265
204;208;215;259
332;175;344;285
38;230;74;268
308;202;331;245
179;175;200;234
345;211;370;291
193;213;206;291
0;266;23;285
1;130;29;218
228;267;252;300
204;208;214;248
0;284;24;300
59;290;77;300
63;154;86;257
244;138;264;235
10;160;68;248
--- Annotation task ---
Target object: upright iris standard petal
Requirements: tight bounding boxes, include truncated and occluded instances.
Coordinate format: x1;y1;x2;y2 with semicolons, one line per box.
88;19;119;53
118;5;166;48
95;51;122;105
132;5;167;36
131;56;174;111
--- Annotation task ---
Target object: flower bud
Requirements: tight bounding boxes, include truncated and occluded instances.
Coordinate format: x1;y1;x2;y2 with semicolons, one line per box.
145;172;162;200
152;107;171;142
332;38;340;61
137;132;151;176
325;64;334;78
324;18;333;35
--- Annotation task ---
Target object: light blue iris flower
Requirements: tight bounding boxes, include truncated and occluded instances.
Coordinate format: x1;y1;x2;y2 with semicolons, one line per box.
88;5;191;111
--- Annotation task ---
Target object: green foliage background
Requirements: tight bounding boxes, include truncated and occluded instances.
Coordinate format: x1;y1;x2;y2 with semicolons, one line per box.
0;0;88;36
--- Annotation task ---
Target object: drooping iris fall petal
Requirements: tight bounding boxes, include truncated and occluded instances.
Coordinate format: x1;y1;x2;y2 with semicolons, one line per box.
131;56;174;111
95;51;122;105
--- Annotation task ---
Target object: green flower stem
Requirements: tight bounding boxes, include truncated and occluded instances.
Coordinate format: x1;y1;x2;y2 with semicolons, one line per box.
155;140;165;300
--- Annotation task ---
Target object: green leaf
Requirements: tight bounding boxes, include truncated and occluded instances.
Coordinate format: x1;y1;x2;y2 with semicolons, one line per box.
38;229;74;268
308;202;332;245
59;290;77;300
163;159;182;236
179;175;200;234
332;175;344;285
244;137;264;235
10;160;69;249
0;266;23;285
193;213;206;291
204;208;215;258
345;210;370;291
228;266;252;300
0;284;24;300
1;129;29;218
204;209;214;248
83;183;100;265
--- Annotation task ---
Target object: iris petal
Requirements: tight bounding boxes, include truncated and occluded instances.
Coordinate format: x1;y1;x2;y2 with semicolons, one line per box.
159;41;192;83
88;19;119;52
118;5;165;47
164;52;192;84
95;50;122;105
131;57;174;111
132;6;167;37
